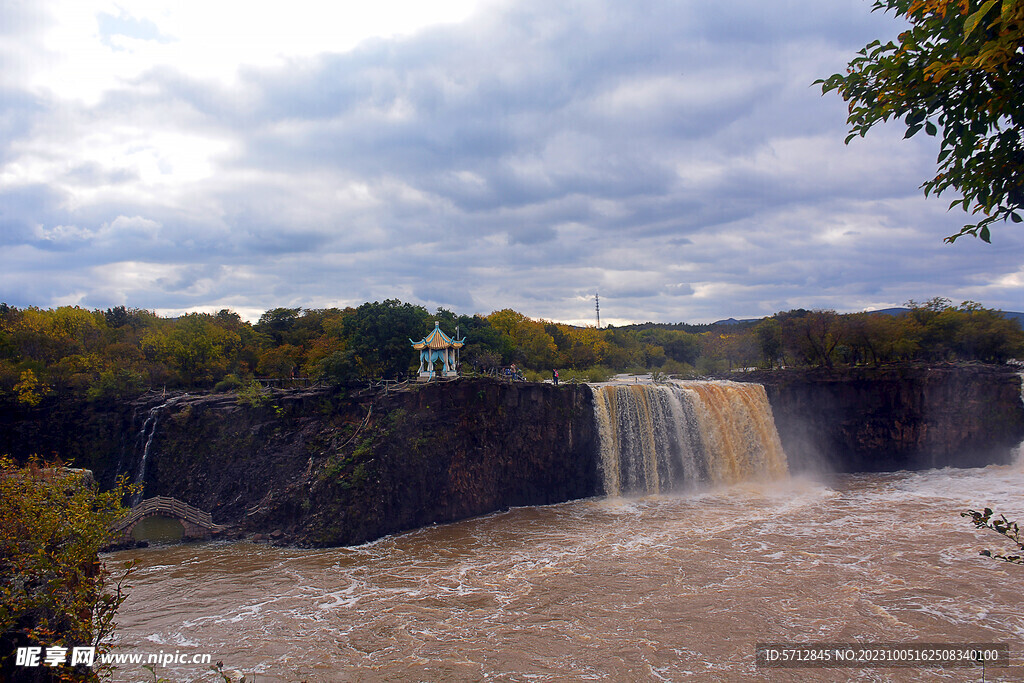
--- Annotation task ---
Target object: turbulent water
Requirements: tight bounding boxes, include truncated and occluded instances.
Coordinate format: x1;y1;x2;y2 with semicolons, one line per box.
591;381;788;495
108;464;1024;682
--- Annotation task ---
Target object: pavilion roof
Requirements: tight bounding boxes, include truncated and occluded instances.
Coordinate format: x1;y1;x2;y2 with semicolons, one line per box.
410;322;465;350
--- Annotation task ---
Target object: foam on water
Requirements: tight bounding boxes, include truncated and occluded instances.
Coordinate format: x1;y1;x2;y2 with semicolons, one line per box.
108;466;1024;682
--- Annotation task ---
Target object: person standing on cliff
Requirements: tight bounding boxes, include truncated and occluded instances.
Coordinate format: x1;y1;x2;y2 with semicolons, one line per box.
552;368;559;385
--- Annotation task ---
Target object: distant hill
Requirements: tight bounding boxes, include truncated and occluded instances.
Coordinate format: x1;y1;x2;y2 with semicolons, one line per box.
688;309;1024;331
623;308;1024;331
868;307;912;316
711;317;762;326
868;307;1024;328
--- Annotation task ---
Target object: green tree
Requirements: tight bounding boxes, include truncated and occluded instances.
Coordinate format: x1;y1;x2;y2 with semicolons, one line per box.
778;310;844;368
638;329;702;366
949;302;1024;360
457;316;508;370
256;344;303;377
841;312;910;365
818;0;1024;242
13;369;45;407
342;300;430;378
1;457;135;682
753;318;784;368
599;328;645;370
512;323;558;369
485;310;560;370
255;308;301;345
141;314;239;386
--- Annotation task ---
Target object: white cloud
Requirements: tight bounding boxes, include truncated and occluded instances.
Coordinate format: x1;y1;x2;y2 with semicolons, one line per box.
24;0;489;102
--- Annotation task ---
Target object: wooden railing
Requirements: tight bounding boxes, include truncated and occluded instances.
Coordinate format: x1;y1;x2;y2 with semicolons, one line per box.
255;377;319;389
111;495;224;533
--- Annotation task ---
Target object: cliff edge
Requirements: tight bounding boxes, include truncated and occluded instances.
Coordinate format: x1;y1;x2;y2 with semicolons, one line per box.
735;364;1024;472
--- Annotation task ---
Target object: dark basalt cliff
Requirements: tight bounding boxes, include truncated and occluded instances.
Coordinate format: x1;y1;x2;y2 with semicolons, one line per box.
735;364;1024;473
2;364;1022;547
116;379;598;546
0;395;134;477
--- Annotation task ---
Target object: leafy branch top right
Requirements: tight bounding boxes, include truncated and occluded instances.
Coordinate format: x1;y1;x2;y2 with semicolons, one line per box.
817;0;1024;243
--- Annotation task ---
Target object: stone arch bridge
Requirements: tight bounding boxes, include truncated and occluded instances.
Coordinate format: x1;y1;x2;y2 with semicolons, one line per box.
111;496;225;544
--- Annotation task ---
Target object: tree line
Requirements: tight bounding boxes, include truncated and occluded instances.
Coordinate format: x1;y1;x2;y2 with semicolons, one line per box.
0;297;1021;405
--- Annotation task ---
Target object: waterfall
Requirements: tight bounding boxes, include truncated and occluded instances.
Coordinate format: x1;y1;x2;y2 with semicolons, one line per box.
591;380;788;496
1016;372;1024;463
131;395;185;505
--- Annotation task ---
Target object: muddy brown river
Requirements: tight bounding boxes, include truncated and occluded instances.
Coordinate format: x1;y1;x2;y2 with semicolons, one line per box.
107;462;1024;682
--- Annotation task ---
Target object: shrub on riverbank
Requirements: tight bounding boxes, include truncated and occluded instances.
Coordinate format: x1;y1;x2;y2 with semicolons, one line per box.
0;457;135;682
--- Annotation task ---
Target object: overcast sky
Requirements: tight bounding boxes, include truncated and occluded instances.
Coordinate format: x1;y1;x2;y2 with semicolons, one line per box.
2;0;1022;325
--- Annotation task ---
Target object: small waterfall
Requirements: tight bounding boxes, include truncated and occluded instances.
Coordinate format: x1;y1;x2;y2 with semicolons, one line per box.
1016;372;1024;463
591;380;788;496
131;395;185;505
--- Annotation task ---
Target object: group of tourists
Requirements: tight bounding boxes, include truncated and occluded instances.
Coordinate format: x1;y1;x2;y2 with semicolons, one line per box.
501;364;524;381
481;365;562;384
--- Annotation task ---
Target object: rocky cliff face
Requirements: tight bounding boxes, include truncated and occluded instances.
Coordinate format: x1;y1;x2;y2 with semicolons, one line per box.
118;379;599;546
4;365;1022;548
0;395;133;478
736;364;1024;473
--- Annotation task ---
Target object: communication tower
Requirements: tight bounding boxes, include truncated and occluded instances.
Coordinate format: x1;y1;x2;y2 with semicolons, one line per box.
595;291;601;329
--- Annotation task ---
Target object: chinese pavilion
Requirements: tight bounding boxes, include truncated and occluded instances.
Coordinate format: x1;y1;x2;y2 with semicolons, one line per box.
410;321;465;380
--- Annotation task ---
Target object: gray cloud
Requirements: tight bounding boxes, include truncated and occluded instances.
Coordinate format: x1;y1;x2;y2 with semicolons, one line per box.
1;0;1021;323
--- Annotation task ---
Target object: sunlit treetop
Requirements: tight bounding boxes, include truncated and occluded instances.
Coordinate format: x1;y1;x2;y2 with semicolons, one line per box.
818;0;1024;242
